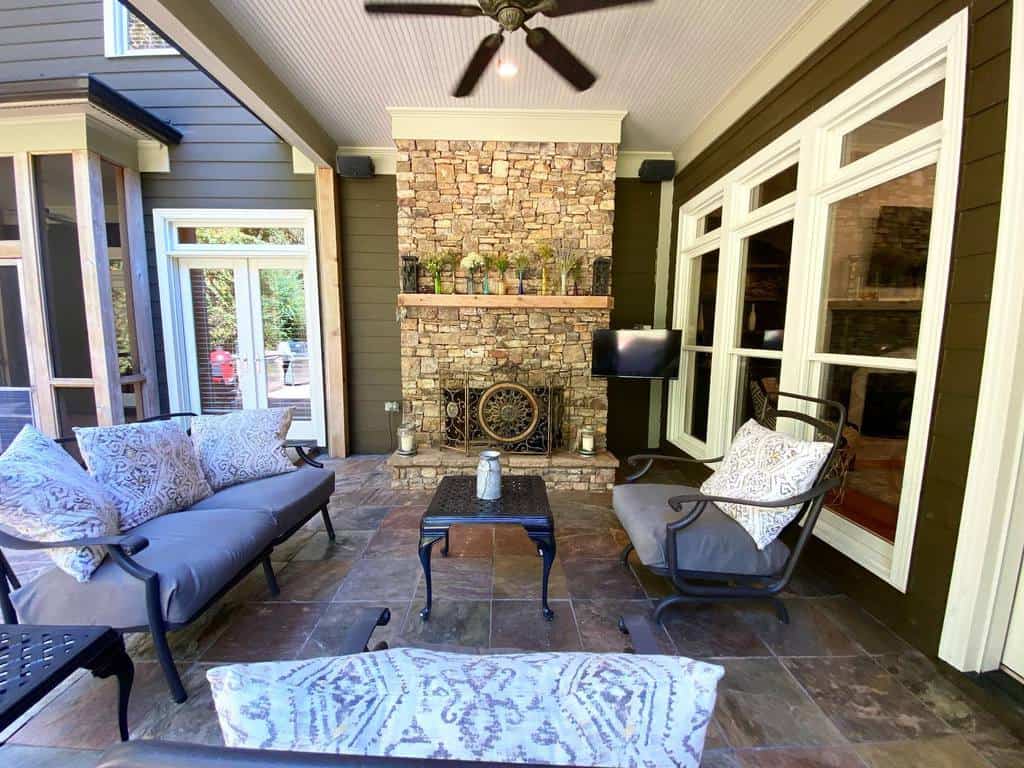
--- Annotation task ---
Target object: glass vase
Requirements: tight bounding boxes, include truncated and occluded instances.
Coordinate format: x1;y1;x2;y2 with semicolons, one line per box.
433;274;442;294
483;274;490;295
517;271;525;295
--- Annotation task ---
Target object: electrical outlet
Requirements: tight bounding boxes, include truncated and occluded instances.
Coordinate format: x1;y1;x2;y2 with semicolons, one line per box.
384;401;400;413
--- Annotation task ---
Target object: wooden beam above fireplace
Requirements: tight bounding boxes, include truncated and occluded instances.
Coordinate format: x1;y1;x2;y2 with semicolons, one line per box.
396;294;614;310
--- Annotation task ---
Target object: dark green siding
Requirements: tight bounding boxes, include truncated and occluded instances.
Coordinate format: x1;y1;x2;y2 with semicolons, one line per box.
340;176;401;455
608;179;662;459
665;0;1011;654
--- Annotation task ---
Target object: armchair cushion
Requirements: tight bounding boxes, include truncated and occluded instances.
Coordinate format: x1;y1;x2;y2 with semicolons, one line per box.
0;425;119;582
700;419;830;549
11;506;277;628
75;420;212;530
191;408;296;491
207;648;723;768
613;483;789;576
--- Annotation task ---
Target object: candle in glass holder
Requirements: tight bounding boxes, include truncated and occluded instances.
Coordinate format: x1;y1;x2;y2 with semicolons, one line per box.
397;424;416;456
579;427;595;456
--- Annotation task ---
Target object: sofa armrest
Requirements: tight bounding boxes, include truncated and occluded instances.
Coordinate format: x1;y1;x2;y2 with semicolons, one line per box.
0;529;149;556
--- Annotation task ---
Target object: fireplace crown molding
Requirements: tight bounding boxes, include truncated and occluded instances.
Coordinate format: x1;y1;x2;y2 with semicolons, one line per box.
387;107;626;144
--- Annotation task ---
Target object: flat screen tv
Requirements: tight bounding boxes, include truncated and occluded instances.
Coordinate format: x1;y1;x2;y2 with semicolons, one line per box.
591;329;682;379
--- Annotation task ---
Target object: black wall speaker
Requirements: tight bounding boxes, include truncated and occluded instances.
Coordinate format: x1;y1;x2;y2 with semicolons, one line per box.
638;159;676;182
336;155;374;178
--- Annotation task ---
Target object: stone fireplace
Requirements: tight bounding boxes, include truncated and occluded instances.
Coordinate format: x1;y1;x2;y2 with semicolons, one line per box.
387;135;620;491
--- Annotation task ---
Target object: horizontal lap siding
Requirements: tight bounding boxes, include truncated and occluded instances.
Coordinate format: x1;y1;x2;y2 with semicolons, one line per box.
340;175;401;454
0;1;315;413
666;0;1011;654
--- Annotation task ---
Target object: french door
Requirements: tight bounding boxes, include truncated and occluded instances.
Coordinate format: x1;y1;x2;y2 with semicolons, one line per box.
178;257;324;441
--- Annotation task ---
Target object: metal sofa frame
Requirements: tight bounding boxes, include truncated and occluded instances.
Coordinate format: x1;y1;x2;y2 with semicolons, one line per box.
621;391;846;624
0;412;335;703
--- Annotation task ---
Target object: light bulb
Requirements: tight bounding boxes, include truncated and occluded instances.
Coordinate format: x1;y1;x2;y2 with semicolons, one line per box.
497;59;518;79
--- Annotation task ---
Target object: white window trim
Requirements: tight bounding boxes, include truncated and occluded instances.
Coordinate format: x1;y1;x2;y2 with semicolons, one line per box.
939;0;1024;673
152;209;325;444
667;10;968;591
104;0;178;58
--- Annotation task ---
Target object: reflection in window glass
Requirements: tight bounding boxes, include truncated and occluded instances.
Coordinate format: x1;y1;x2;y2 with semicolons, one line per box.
688;351;713;442
0;157;18;240
55;387;98;439
734;357;782;433
34;154;92;379
0;265;33;447
101;160;138;377
126;10;172;52
841;81;944;166
820;364;913;543
739;221;793;350
259;269;311;422
750;164;798;210
821;165;935;358
694;250;719;346
177;227;304;246
698;207;722;236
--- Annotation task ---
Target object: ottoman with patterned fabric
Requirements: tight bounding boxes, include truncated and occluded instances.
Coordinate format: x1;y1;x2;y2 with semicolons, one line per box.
207;648;723;768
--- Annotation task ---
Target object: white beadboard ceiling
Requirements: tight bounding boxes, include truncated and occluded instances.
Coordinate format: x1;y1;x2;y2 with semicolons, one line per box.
210;0;817;151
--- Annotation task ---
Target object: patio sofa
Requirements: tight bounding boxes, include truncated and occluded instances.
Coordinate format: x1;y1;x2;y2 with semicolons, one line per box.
0;415;337;704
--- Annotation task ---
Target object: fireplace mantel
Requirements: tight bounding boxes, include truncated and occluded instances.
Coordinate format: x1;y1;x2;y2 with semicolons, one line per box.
397;294;614;310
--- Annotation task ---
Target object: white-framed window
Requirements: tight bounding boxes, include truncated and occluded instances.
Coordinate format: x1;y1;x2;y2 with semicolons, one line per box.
104;0;176;58
667;10;968;591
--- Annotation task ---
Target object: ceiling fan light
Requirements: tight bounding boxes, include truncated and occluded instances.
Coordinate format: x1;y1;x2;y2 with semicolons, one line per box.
497;59;519;78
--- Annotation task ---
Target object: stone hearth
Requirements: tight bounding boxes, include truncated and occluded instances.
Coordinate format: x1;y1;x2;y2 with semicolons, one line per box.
388;447;618;492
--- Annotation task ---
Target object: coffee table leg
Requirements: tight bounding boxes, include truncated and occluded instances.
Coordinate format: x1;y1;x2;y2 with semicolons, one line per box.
86;635;135;742
442;530;450;557
418;531;445;620
528;532;556;621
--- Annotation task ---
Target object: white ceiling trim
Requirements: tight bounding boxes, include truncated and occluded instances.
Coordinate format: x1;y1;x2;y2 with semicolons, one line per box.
388;107;626;144
616;150;674;179
674;0;873;168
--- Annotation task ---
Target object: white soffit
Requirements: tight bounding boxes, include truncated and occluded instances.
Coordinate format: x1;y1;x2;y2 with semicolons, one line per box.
389;108;625;144
209;0;821;152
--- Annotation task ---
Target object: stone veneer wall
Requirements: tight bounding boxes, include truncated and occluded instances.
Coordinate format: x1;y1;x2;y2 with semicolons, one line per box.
395;139;617;293
400;305;610;452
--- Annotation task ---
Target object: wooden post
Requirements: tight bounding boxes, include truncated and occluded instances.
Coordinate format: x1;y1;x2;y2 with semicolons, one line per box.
11;153;58;436
315;165;348;457
72;150;123;426
122;168;160;418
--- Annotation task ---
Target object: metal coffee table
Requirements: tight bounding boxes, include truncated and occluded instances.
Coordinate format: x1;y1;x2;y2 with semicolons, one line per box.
419;475;556;621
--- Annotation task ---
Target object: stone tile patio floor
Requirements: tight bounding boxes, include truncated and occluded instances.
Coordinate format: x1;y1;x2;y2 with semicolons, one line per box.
3;455;1024;768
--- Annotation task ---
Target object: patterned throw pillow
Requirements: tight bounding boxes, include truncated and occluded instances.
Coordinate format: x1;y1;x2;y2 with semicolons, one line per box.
208;648;724;768
75;420;212;531
700;419;831;550
191;408;296;491
0;425;119;582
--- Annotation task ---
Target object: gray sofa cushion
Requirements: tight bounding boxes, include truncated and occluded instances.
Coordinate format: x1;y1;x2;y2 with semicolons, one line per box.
613;483;790;576
12;507;277;629
189;467;335;538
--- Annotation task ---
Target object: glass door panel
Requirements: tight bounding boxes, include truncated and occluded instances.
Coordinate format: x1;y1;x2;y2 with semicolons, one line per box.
252;266;313;425
183;263;254;417
0;264;33;446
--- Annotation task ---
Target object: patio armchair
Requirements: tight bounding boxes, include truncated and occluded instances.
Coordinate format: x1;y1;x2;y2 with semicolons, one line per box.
0;412;337;704
615;391;845;624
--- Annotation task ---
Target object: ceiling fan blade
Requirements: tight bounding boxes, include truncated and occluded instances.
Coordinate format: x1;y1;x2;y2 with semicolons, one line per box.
364;3;483;17
541;0;652;17
525;27;596;92
454;33;504;97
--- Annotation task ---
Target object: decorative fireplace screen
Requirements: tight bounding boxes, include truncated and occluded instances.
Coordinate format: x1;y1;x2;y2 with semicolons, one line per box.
439;366;566;455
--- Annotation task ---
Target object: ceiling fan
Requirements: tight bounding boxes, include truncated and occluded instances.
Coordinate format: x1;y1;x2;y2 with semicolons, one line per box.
364;1;653;97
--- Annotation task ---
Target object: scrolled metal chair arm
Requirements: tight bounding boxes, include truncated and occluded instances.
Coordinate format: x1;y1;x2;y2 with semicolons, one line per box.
667;476;841;514
624;453;724;482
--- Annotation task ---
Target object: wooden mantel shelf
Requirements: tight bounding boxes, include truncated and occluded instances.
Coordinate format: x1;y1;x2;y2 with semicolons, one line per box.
397;293;613;309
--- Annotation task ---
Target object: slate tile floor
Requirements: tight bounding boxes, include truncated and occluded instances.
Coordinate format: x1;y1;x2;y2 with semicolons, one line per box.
4;455;1024;768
